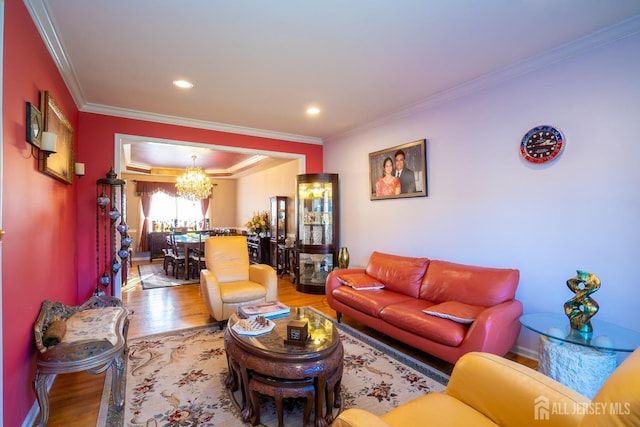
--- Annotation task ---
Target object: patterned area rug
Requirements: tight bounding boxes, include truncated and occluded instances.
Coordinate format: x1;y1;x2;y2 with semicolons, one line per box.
103;308;449;426
138;263;198;289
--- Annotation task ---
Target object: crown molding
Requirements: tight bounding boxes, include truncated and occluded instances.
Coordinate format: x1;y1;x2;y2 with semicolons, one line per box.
26;0;640;144
82;103;323;145
326;14;640;142
24;0;87;107
24;0;323;145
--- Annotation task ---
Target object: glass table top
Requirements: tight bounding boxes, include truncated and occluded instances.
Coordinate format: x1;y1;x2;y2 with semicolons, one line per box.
520;313;640;352
228;307;339;357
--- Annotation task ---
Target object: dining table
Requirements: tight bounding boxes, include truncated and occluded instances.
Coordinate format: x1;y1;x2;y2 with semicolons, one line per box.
170;233;208;279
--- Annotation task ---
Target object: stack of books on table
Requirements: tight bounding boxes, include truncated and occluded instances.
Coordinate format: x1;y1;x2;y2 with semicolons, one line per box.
238;301;291;319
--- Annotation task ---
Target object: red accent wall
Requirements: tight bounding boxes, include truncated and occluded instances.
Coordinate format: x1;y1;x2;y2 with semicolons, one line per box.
3;1;79;425
75;113;323;299
3;2;322;425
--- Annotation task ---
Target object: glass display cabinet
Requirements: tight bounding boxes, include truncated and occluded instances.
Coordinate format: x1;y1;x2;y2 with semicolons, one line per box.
269;196;288;274
295;173;339;294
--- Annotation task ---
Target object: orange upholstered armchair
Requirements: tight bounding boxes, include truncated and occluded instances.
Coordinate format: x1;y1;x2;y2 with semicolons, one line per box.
199;235;277;326
333;348;640;427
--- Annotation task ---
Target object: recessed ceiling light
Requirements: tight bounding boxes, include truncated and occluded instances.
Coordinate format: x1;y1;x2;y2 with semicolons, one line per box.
173;79;194;89
306;107;321;115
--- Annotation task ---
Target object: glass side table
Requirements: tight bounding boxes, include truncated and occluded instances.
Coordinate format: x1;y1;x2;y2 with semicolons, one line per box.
520;313;640;399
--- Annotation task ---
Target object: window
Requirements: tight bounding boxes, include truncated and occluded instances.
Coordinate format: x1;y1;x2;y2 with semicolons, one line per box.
148;192;204;228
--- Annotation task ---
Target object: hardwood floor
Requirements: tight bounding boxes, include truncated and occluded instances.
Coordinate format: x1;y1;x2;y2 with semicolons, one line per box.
42;261;536;426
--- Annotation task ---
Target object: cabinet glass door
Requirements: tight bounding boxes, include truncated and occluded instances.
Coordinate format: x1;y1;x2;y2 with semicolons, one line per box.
295;173;339;294
297;182;333;246
298;252;334;285
270;196;288;242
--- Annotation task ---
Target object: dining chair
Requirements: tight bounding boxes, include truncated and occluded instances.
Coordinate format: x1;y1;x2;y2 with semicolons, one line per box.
169;232;188;279
190;234;207;277
161;232;175;275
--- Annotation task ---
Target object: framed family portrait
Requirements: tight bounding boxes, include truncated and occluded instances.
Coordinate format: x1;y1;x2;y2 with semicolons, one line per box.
39;91;75;184
369;139;427;200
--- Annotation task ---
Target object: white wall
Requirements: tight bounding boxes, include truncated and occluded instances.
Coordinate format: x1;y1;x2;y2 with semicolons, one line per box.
236;159;301;236
324;33;640;357
209;179;237;227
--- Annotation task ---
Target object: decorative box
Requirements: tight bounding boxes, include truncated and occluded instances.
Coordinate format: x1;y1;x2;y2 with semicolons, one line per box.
285;320;309;346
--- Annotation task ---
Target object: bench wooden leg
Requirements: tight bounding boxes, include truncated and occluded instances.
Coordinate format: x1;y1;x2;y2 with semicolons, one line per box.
33;371;52;427
112;353;126;409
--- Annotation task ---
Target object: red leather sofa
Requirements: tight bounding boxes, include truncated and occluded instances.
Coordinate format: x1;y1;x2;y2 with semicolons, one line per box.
325;251;522;364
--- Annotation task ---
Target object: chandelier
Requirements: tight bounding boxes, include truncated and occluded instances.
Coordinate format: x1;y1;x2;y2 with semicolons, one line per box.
175;155;213;201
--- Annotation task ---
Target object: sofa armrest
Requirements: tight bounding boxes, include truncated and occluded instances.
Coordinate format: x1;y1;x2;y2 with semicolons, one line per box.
335;353;589;427
248;264;278;302
332;408;392;427
460;299;523;356
447;352;589;427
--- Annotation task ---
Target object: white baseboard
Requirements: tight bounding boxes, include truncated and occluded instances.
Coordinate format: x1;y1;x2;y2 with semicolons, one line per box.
512;344;539;362
22;375;56;427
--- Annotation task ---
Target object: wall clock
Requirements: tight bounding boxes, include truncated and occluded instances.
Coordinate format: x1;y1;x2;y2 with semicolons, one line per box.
520;125;564;164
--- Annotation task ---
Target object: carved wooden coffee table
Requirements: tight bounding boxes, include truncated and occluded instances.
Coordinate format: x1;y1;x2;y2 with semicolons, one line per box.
225;307;343;427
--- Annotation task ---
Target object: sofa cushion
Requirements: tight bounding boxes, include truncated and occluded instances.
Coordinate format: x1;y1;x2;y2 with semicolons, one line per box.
380;300;469;347
419;260;519;306
365;251;430;298
220;281;268;303
338;273;385;290
422;301;484;324
332;286;413;318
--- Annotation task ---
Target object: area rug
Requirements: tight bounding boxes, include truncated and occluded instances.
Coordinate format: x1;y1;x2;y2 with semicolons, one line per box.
138;263;198;289
103;308;449;426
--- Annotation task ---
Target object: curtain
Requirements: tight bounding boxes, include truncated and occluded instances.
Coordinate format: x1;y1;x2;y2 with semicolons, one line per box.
134;181;179;197
138;193;151;252
135;181;212;248
200;198;210;228
135;181;179;251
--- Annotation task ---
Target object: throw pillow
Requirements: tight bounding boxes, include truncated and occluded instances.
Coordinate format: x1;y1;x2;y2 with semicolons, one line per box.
43;319;67;347
337;273;385;290
422;301;484;324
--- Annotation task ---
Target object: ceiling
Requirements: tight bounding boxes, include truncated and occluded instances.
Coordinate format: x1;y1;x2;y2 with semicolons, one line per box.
26;1;640;176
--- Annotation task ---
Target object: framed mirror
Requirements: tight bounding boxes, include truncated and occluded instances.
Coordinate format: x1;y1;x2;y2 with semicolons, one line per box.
39;91;75;184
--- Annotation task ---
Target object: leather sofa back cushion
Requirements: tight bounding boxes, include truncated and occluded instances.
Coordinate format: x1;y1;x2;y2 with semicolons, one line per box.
420;260;519;306
365;251;430;298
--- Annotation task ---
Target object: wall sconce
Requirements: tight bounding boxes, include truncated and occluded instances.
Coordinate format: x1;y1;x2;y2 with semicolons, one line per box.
26;102;43;148
26;103;57;161
39;131;57;159
75;162;86;178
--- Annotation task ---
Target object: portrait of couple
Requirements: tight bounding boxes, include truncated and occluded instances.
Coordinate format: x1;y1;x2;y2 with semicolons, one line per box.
369;139;427;200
